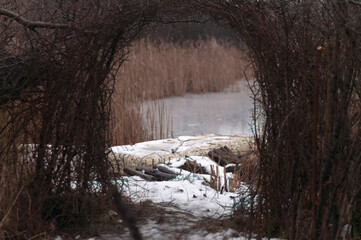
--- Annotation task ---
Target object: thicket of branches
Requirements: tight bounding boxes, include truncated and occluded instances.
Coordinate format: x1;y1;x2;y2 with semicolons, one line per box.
196;0;361;239
1;0;360;239
0;0;172;238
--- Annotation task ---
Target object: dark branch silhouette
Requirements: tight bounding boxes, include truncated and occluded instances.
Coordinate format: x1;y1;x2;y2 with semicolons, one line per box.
0;8;68;30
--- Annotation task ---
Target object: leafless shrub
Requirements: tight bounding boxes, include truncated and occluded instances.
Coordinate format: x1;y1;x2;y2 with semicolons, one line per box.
0;0;164;238
195;0;361;239
2;0;360;239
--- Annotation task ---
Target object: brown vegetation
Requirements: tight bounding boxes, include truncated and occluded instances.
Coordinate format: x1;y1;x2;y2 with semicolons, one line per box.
0;0;165;238
120;38;245;99
197;0;361;238
0;1;246;238
2;0;360;239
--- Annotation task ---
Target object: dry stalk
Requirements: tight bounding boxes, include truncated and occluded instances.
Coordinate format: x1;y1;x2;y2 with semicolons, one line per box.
0;185;23;229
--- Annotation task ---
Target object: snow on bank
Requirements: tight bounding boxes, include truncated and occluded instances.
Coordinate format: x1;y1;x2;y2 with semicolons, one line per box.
120;174;244;218
53;135;280;240
110;134;251;157
117;165;254;239
108;135;259;239
112;135;252;218
109;134;252;171
115;226;281;240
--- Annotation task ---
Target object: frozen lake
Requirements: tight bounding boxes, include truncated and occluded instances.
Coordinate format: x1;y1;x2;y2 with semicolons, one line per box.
142;81;254;137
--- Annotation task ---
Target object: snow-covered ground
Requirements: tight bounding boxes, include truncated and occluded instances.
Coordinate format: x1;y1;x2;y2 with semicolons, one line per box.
55;135;281;240
112;134;252;219
115;172;250;239
119;165;247;218
107;135;259;239
110;135;251;158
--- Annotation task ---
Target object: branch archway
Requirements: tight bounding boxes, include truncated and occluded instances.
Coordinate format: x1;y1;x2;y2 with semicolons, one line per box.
0;1;360;239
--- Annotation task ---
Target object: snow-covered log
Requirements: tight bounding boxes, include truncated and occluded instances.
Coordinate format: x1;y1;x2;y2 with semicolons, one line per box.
135;166;177;181
123;167;156;181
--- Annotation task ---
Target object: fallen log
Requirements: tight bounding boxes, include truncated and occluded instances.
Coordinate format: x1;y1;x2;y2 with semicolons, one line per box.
136;166;177;181
123;167;156;181
156;165;179;176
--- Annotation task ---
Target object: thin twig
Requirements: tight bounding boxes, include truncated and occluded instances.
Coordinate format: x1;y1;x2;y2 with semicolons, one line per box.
0;185;24;228
0;8;68;30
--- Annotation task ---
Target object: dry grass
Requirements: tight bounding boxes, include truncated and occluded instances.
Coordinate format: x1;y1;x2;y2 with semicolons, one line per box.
111;38;248;145
121;38;246;99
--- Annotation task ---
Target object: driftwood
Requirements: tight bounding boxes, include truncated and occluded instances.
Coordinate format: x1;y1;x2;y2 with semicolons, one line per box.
136;166;177;181
122;152;245;193
156;165;179;175
208;146;241;166
123;167;156;181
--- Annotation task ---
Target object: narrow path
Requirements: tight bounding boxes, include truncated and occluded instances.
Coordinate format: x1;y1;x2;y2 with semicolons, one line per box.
100;203;241;240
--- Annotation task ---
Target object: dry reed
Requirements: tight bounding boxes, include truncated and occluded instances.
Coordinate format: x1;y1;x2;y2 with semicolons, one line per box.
121;38;245;99
111;38;247;145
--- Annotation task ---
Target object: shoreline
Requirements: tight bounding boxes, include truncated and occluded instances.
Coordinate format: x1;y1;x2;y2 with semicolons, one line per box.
109;134;253;173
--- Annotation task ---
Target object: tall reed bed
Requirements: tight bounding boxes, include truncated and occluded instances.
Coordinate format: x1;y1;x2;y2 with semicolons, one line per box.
121;38;245;99
111;38;247;145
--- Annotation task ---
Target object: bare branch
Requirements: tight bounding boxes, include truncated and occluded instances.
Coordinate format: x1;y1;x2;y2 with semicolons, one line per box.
348;0;361;6
0;8;68;30
157;18;211;24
